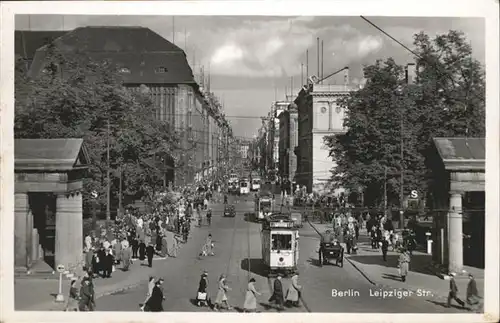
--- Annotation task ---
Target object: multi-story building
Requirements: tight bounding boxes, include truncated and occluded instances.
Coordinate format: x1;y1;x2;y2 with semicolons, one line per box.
257;120;268;171
295;69;358;193
265;100;290;172
278;102;299;182
238;141;249;160
26;26;232;187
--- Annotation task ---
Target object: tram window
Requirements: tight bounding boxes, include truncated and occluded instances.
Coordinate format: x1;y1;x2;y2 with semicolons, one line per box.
271;234;292;250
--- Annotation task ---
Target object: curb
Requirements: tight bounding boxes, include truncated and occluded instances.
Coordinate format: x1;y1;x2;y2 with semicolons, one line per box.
344;255;451;302
306;219;453;302
20;240;192;311
344;256;377;286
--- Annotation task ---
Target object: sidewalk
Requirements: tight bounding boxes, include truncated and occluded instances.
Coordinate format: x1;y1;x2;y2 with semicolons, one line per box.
305;221;484;304
15;220;202;311
344;236;485;303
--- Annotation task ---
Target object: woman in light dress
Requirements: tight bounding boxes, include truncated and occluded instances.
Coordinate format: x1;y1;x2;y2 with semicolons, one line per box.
141;276;156;311
243;278;261;312
213;274;232;311
285;273;302;307
398;249;411;282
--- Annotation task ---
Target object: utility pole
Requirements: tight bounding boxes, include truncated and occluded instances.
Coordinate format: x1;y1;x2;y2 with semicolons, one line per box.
301;63;304;87
118;166;123;219
163;157;167;190
384;166;388;217
306;49;309;83
172;16;175;44
316;38;320;78
321;40;324;84
184;27;187;50
399;93;405;229
106;119;111;220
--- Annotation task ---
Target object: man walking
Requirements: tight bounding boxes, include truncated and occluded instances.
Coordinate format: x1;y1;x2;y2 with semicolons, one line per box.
381;237;389;262
466;274;482;312
447;272;465;308
268;275;285;311
146;237;155;268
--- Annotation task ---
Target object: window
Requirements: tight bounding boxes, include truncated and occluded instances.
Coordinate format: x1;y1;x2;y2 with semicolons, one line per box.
271;234;292;250
259;201;271;211
119;67;131;74
155;66;168;74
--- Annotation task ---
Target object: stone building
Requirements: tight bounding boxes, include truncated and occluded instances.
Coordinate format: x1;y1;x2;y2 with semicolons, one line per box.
295;78;357;193
429;137;485;273
26;26;213;187
15;139;89;273
278;102;299;182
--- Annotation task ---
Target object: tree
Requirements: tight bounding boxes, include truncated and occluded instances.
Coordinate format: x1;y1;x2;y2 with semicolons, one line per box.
15;43;183;213
326;30;485;208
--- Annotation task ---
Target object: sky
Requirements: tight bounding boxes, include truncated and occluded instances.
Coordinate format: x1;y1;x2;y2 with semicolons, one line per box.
15;15;485;139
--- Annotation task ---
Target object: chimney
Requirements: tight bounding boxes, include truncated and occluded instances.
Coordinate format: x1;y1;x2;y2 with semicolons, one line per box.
405;63;416;84
344;67;349;85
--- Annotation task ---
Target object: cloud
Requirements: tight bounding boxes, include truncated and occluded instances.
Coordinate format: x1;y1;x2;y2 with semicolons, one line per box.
356;35;384;57
211;44;244;64
206;16;317;77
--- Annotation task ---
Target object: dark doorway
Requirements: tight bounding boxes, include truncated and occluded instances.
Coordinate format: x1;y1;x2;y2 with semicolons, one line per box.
29;193;57;269
463;192;485;269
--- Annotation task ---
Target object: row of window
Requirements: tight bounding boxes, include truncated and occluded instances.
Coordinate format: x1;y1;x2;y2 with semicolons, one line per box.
119;66;168;74
41;64;168;75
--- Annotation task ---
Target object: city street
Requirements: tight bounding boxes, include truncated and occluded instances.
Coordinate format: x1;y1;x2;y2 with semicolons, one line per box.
8;13;491;320
97;195;461;313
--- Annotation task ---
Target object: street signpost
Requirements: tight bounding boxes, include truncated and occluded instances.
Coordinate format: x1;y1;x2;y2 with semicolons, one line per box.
55;264;65;302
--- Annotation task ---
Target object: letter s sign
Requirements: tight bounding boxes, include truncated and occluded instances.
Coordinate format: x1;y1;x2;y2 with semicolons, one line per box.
410;190;418;199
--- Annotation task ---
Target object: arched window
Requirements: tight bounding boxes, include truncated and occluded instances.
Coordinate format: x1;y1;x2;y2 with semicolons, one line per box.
119;67;131;74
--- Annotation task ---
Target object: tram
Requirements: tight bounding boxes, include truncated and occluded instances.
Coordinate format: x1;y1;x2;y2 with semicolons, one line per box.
254;190;274;221
261;213;299;277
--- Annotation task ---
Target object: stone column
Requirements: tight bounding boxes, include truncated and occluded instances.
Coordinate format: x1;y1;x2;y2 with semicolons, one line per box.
26;210;34;266
31;228;40;261
73;192;83;271
55;192;83;272
14;192;29;267
448;191;464;273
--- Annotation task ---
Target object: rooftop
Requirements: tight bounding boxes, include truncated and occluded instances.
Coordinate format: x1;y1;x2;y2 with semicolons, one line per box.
28;26;194;85
15;30;68;60
433;137;485;171
15;138;90;171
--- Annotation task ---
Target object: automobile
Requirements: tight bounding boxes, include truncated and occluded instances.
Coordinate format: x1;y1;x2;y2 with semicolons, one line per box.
223;205;236;217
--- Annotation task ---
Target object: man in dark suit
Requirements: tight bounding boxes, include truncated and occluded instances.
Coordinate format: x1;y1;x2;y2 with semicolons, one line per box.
447;272;465;308
466;274;482;311
102;248;114;278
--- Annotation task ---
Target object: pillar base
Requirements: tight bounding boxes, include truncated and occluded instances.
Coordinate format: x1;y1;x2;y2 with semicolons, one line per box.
55;294;65;302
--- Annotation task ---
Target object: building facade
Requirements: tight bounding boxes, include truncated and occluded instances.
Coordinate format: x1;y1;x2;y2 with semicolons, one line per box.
278;102;299;182
25;26;232;188
265;100;289;173
295;81;357;193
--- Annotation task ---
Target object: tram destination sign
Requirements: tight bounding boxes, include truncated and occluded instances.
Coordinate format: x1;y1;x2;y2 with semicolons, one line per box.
270;221;293;228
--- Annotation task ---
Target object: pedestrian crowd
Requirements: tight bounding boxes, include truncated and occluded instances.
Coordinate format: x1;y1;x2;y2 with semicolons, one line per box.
194;271;303;313
63;180;222;311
